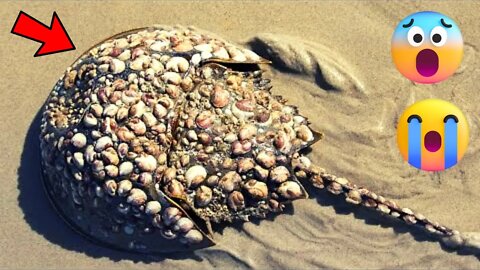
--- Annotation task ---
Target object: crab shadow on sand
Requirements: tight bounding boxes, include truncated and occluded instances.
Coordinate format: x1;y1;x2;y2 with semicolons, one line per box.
18;107;479;263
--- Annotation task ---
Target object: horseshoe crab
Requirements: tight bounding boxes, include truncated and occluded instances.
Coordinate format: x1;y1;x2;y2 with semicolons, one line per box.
39;25;479;254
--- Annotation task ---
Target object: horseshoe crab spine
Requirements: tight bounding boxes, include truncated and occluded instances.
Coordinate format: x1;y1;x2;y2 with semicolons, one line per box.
290;153;480;253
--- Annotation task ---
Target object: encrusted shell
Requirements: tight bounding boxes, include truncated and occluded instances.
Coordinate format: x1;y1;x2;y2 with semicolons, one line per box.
39;25;318;254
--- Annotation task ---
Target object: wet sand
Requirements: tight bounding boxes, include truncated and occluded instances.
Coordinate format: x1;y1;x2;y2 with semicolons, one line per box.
1;1;479;268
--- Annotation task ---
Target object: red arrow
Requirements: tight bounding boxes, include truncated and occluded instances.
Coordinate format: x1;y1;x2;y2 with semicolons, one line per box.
11;11;75;57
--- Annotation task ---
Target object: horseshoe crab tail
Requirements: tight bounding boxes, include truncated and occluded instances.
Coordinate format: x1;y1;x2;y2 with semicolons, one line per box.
291;154;480;254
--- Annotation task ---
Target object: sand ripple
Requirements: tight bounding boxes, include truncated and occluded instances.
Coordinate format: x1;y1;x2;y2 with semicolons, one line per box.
249;33;365;95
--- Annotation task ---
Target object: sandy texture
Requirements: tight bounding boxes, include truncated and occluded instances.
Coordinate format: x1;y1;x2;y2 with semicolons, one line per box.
1;1;479;269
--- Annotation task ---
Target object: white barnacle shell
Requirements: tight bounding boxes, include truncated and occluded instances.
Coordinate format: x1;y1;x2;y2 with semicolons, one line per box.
114;38;129;49
232;100;255;120
145;201;162;215
194;43;213;52
213;47;229;59
117;180;133;196
103;104;119;117
150;40;170;51
129;100;146;118
173;217;194;233
135;154;158;172
201;51;213;60
185;165;207;187
269;166;290;184
166;57;189;73
95;136;113;152
278;181;304;200
183;229;203;244
130;55;151;71
162;207;182;226
150;58;164;73
127;188;147;206
109;58;125;74
195;186;213;207
83;113;97;127
243;49;261;62
118;161;134;176
117;49;131;61
71;133;87;149
161;72;182;85
72;152;84;169
295;125;314;143
226;46;246;62
191;54;201;66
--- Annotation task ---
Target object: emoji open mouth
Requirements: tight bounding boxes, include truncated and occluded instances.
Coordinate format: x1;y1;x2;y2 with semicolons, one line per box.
424;130;442;152
416;49;439;77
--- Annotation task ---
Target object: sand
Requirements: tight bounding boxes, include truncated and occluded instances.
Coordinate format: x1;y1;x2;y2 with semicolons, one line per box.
1;1;480;269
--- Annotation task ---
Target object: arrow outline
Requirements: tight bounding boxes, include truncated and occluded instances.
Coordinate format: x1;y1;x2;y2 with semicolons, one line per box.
11;11;76;57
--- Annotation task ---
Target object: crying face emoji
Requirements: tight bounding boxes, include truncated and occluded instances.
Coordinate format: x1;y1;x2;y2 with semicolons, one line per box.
391;11;463;84
397;99;469;171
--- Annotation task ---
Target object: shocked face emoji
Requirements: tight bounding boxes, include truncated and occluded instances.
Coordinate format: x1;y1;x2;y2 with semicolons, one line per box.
392;11;463;84
397;99;469;171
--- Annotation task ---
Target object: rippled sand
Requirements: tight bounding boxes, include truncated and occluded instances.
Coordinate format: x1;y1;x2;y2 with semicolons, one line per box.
1;1;480;268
